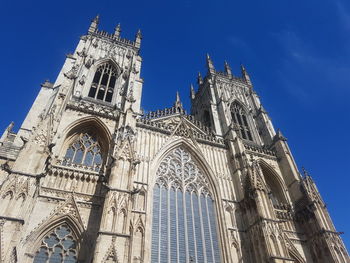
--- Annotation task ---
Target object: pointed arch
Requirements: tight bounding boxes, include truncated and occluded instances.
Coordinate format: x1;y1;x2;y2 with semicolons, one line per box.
102;238;120;263
28;213;83;263
150;138;221;197
258;159;288;204
288;248;306;263
133;188;146;211
25;196;85;259
87;58;122;103
15;191;26;201
230;100;253;141
150;138;224;263
93;58;122;75
230;98;249;113
134;215;145;232
62;116;112;152
59;116;112;171
29;213;84;253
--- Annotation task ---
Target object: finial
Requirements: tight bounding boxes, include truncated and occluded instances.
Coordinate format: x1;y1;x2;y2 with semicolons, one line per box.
88;14;100;33
7;122;14;132
302;167;309;178
241;64;252;85
206;53;215;73
174;91;183;110
114;23;121;38
190;84;195;100
224;60;232;76
135;29;142;48
197;72;203;85
93;14;100;23
136;29;142;38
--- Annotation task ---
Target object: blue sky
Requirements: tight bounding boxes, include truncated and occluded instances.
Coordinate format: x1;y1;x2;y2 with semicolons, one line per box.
1;0;350;249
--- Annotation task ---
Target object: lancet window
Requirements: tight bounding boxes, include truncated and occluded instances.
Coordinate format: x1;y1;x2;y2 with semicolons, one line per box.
151;148;221;263
88;62;118;102
62;133;102;172
33;224;78;263
231;103;253;141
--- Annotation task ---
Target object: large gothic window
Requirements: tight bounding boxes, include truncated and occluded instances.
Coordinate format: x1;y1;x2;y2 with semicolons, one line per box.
62;133;102;172
151;148;221;263
231;103;253;141
88;62;117;103
33;224;78;263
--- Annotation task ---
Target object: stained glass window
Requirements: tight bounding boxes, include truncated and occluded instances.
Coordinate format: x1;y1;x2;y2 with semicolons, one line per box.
231;103;253;141
151;148;221;263
88;62;117;103
33;224;77;263
62;133;102;171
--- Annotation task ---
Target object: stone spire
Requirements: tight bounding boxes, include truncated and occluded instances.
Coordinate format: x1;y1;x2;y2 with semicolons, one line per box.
114;23;121;38
241;64;252;85
174;91;183;110
190;84;195;100
224;61;232;77
206;53;215;73
88;15;99;33
197;72;203;85
135;29;142;48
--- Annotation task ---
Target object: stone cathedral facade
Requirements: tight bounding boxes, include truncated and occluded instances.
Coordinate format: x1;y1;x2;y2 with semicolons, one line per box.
0;16;348;263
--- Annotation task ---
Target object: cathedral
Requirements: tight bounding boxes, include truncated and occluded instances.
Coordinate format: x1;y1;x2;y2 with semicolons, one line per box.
0;15;348;263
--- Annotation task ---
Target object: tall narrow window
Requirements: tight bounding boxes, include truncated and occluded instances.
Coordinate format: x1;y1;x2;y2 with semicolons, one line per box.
62;133;103;172
231;103;253;141
151;148;221;263
88;62;118;103
33;224;78;263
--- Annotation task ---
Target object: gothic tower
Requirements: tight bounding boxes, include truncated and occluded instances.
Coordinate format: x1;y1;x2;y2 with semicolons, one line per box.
0;16;348;263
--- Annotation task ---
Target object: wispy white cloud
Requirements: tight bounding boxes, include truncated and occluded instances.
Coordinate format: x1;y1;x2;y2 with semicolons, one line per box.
273;30;350;104
336;1;350;31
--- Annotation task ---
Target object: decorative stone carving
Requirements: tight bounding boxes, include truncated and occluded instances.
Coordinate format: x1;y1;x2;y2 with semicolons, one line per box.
102;237;120;263
85;56;95;68
156;147;210;193
77;47;87;58
117;125;136;143
64;64;79;80
79;75;86;85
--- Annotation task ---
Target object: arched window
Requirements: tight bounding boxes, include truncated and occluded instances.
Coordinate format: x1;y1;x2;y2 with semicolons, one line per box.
151;148;221;263
33;224;78;263
231;103;253;141
62;133;103;172
260;162;287;206
88;62;118;103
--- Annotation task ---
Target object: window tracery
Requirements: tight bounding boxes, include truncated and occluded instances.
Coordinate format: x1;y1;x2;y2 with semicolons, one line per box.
151;148;221;263
231;103;253;141
33;224;77;263
88;62;118;103
62;133;103;172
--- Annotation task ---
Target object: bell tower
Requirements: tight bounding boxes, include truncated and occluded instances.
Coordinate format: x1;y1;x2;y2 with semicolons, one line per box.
190;55;349;263
0;16;145;263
